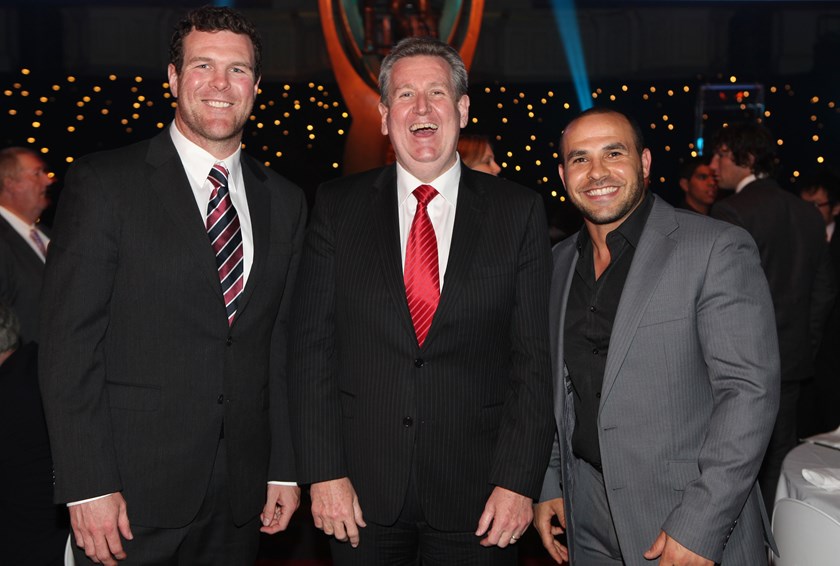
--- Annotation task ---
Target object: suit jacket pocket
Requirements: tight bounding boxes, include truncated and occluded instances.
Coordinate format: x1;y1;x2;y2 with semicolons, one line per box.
107;382;160;412
667;460;700;491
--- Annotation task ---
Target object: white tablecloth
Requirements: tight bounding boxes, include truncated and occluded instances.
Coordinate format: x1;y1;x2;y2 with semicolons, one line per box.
776;441;840;520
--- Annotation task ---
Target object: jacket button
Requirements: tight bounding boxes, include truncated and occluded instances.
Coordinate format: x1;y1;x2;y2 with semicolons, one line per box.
414;358;424;368
403;416;413;427
217;394;224;404
226;336;232;346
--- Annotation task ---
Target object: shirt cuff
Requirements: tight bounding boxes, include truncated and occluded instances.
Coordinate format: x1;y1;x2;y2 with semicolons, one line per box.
67;493;113;507
268;481;297;487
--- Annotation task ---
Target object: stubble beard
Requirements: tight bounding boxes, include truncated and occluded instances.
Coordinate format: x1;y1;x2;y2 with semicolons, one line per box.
576;170;647;226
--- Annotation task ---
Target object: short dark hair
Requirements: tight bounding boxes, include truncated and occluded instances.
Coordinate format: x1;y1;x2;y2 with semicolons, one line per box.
169;5;262;78
559;107;646;163
378;36;468;105
800;170;840;204
711;122;777;177
678;155;711;181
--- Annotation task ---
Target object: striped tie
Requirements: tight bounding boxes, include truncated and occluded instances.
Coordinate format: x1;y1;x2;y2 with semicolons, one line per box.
206;162;244;326
404;184;440;347
29;227;48;259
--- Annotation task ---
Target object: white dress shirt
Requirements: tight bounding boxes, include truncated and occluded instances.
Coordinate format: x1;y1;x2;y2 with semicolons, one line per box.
0;205;50;262
397;157;461;290
169;122;254;288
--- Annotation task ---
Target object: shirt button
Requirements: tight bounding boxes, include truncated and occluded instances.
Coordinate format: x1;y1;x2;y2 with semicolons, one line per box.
596;392;601;398
217;394;224;404
592;348;599;355
589;305;596;312
414;358;424;368
403;416;413;427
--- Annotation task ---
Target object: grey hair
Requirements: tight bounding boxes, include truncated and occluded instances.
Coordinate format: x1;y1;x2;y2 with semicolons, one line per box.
0;303;20;353
378;36;468;105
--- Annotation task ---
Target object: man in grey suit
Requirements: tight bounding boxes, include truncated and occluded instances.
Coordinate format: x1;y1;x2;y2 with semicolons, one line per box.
39;6;302;565
534;108;779;565
0;147;53;343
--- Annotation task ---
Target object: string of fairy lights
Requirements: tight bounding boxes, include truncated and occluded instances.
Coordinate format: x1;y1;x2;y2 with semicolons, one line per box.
2;68;839;213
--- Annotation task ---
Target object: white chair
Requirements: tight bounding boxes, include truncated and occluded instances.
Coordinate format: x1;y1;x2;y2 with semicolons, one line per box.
772;497;840;565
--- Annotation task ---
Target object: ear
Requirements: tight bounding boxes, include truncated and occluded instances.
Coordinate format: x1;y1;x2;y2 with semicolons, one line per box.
557;163;566;187
378;102;389;136
679;178;689;193
457;95;470;128
167;64;179;98
641;148;652;179
253;76;261;98
832;202;840;219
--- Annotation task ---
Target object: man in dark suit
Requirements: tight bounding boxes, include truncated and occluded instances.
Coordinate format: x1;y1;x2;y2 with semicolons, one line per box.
0;147;53;344
797;171;840;436
534;108;779;565
0;303;69;565
289;36;554;565
709;122;836;513
38;6;304;565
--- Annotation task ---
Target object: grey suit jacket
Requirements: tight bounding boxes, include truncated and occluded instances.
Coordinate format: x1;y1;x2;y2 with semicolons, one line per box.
540;196;780;564
0;215;45;343
39;131;306;527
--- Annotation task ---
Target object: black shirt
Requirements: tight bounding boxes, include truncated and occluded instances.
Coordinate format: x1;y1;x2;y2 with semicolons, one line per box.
564;193;653;468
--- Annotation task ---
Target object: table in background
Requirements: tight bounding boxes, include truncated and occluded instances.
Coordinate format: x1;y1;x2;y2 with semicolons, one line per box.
776;441;840;519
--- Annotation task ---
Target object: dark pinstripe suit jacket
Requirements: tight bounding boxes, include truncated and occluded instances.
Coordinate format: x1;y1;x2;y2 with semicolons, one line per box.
289;164;554;530
38;131;306;527
0;215;45;343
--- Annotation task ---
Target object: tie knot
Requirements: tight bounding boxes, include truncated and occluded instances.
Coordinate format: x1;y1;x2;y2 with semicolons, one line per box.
413;184;438;207
208;162;229;187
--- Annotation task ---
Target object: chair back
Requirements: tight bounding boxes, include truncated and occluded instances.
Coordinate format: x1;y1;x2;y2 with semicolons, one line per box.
772;497;840;565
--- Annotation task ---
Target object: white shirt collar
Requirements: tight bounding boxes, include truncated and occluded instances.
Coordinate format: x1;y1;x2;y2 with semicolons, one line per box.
396;156;461;206
169;122;242;193
735;173;758;194
0;205;34;233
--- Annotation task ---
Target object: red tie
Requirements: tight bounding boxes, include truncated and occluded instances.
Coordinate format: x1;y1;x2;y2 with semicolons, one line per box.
405;184;440;347
206;162;244;326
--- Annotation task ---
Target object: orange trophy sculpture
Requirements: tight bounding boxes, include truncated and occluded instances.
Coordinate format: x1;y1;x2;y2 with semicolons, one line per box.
319;0;485;174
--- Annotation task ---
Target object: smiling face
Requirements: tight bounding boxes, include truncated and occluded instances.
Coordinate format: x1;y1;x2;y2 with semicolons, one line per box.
378;55;469;182
559;111;650;238
168;29;259;158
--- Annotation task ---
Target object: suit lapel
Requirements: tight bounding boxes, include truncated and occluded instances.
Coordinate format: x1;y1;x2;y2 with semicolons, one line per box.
145;132;223;304
600;196;677;405
371;166;418;342
552;239;578;388
0;216;44;270
232;155;269;325
422;167;487;349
